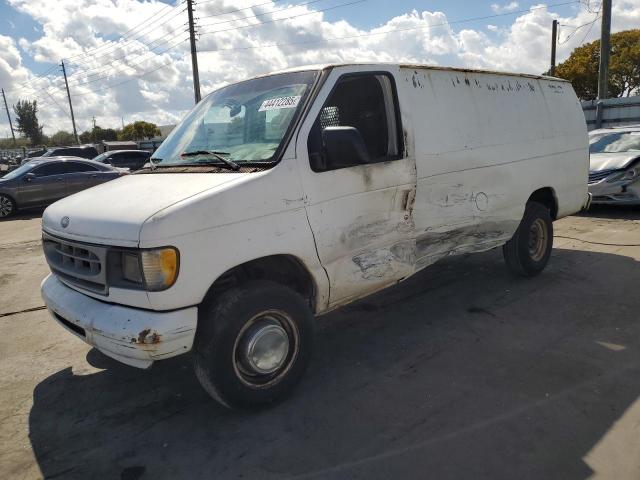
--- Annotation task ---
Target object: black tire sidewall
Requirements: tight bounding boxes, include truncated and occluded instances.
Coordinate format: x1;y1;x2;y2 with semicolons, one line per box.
194;281;315;409
515;202;553;275
0;194;15;218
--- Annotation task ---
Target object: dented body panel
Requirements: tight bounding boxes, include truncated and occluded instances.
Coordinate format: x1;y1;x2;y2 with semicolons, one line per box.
41;62;589;368
41;274;197;368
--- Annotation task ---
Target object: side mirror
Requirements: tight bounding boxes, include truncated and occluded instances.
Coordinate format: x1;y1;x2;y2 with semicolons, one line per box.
104;158;113;165
24;172;36;182
319;126;370;171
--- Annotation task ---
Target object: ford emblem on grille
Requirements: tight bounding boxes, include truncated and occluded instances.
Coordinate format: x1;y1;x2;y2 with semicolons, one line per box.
61;216;70;228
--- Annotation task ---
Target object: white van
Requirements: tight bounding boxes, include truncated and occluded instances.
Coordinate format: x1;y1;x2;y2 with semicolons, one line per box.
41;63;589;409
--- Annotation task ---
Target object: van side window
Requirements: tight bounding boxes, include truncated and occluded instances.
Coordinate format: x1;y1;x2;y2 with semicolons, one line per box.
308;73;403;172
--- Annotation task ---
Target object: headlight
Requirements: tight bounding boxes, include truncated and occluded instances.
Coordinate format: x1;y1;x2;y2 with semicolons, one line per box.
118;247;179;291
140;248;179;291
607;166;640;183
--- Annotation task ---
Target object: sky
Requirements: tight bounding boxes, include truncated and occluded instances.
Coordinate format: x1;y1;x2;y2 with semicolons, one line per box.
0;0;638;137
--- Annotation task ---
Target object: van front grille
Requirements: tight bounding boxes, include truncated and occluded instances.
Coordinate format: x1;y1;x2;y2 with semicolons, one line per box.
43;233;109;294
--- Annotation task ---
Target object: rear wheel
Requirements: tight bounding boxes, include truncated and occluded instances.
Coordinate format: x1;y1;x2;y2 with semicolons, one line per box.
194;280;315;409
0;194;15;218
503;201;553;277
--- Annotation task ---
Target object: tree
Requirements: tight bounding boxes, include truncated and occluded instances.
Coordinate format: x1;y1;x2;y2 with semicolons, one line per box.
79;126;118;144
13;100;43;146
554;29;640;100
118;121;161;141
49;130;76;146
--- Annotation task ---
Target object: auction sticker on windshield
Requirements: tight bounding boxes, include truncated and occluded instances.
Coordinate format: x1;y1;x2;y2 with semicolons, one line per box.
258;96;301;112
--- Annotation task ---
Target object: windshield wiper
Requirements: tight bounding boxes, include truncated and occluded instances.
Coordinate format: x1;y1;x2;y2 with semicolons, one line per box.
149;157;162;170
180;150;240;171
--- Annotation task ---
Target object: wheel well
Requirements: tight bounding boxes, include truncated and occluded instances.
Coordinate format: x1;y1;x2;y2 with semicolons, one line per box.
528;187;557;220
204;255;317;311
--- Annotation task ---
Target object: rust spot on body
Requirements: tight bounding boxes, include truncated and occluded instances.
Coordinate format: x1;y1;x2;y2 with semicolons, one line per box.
133;328;161;344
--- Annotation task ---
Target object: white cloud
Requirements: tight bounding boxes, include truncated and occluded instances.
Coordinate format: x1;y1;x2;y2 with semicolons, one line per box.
1;0;639;137
491;2;520;13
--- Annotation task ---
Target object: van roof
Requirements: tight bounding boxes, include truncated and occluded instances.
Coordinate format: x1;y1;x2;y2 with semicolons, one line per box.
260;63;568;83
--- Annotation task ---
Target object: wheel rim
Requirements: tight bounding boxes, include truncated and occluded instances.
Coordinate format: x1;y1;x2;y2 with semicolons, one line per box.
233;310;299;388
528;218;548;262
0;196;12;217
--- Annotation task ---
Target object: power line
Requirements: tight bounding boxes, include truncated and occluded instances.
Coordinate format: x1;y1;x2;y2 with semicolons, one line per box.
66;7;187;76
198;0;328;26
65;29;188;87
198;1;581;52
65;0;185;63
61;0;337;91
199;0;367;36
69;56;183;98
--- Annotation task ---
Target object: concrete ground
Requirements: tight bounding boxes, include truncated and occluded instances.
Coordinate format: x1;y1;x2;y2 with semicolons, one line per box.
1;206;640;479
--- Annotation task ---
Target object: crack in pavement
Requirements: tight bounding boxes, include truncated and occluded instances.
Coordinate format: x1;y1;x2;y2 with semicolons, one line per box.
0;306;47;318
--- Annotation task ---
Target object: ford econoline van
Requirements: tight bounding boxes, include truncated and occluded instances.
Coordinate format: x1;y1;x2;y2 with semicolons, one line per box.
41;63;590;409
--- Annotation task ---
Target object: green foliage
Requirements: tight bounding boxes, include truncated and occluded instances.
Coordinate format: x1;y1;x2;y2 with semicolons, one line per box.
118;121;161;141
13;99;43;146
0;137;29;149
49;130;76;146
555;29;640;100
79;126;118;144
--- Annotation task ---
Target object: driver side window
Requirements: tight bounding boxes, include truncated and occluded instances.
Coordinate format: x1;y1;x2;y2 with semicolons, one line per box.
308;72;403;172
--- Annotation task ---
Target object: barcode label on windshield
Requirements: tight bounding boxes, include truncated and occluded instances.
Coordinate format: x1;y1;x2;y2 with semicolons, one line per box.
258;96;301;112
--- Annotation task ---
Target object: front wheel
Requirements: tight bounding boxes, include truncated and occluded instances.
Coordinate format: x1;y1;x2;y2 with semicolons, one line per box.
0;194;15;218
503;201;553;277
194;281;315;409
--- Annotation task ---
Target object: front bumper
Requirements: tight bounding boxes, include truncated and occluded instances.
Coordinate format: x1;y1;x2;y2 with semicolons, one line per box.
588;179;640;205
41;274;198;369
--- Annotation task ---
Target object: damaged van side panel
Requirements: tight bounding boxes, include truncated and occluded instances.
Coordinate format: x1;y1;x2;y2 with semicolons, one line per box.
403;67;587;269
297;64;587;310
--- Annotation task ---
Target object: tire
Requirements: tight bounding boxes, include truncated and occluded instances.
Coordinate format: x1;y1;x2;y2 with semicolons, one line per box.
0;194;15;218
503;201;553;277
193;280;315;410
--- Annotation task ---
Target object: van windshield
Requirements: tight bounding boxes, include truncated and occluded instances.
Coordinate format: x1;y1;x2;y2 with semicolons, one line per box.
152;71;318;167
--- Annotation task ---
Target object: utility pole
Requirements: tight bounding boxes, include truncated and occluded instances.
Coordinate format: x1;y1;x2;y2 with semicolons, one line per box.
61;60;79;144
597;0;612;100
186;0;202;103
92;115;96;143
550;19;558;76
1;88;16;145
595;0;612;128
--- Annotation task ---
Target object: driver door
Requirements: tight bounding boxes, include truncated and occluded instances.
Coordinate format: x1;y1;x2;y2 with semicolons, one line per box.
18;162;67;207
296;66;417;308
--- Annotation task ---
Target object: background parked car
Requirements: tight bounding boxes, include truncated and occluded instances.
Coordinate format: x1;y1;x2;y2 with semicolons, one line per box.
588;125;640;205
0;157;126;218
34;145;100;161
92;150;151;171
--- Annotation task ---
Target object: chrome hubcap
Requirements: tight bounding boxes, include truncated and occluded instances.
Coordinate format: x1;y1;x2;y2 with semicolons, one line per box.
528;218;548;262
234;310;298;387
241;321;289;374
0;196;12;217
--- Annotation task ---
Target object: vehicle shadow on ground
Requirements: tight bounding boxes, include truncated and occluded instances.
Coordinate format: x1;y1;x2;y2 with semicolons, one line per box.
28;248;640;479
1;208;44;222
578;204;640;221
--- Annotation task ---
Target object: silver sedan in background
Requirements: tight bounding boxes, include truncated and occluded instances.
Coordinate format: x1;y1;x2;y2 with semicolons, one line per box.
0;157;127;218
588;125;640;205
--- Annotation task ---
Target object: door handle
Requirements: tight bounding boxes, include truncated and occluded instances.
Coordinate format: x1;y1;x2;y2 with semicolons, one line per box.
90;174;97;178
56;178;63;181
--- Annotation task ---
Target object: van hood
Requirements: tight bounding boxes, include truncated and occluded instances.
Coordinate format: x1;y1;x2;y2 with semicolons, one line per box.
43;173;246;246
590;152;640;172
